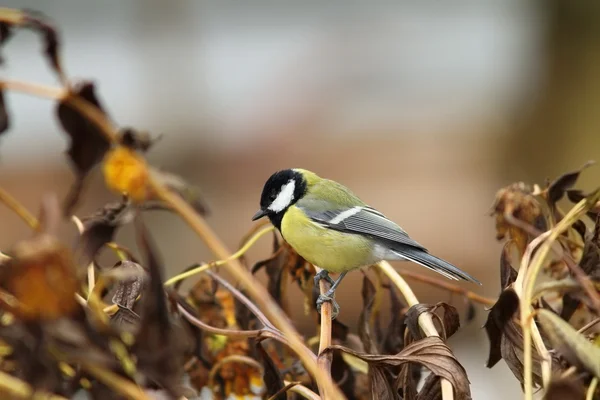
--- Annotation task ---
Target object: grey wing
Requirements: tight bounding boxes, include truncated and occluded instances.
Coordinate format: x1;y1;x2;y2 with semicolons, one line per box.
300;204;427;250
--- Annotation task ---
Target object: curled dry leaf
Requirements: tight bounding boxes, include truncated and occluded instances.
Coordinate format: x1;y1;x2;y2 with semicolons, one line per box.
358;274;379;354
251;232;289;312
381;285;407;354
21;10;62;79
500;241;518;291
110;260;147;330
405;302;460;341
77;197;136;266
484;288;519;368
328;336;471;400
56;81;111;214
546;161;594;205
537;308;600;378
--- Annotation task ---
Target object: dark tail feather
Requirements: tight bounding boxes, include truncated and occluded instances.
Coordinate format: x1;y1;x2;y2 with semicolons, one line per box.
393;246;481;285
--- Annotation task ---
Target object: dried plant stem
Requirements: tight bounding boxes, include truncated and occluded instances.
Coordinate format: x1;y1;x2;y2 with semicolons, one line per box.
163;225;275;286
207;355;264;390
314;267;333;398
150;180;344;400
520;196;599;400
587;377;598;400
397;268;496;306
284;380;322;400
178;303;260;338
377;261;455;400
0;370;67;400
0;185;39;230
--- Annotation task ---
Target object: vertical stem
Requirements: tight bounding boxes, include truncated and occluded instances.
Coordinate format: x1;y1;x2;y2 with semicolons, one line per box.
315;267;333;399
149;180;344;400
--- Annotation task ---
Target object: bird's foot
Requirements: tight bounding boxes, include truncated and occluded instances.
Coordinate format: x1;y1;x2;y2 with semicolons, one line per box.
316;293;340;320
314;269;335;287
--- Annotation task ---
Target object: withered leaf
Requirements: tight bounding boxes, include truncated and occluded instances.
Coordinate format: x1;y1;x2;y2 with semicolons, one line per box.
382;285;406;354
133;217;191;396
484;288;519;368
358;274;379;354
111;260;146;309
251;232;287;310
148;168;209;216
406;303;460;341
256;342;285;399
465;300;476;323
547;161;594;204
370;365;400;400
537;308;600;378
500;241;518;290
22;11;62;78
77;198;135;266
56;81;111;214
543;377;586;400
328;336;471;399
0;88;8;134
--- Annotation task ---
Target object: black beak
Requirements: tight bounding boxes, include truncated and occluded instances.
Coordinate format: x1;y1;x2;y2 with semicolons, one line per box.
252;209;268;221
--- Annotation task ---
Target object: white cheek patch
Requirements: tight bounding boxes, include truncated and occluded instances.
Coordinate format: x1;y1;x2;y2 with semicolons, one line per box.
268;180;296;212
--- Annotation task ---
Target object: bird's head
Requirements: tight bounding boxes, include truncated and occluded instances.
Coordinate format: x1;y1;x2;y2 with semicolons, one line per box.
252;169;308;225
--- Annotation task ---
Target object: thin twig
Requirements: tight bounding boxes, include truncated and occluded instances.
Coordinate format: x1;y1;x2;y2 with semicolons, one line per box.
397;268;496;306
315;267;333;399
377;261;455;400
177;303;260;338
578;317;600;334
163;225;275;286
149;180;343;400
207;271;274;329
0;185;39;230
283;380;322;400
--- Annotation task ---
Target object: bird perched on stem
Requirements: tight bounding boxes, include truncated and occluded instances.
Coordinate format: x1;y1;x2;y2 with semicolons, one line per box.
252;168;480;319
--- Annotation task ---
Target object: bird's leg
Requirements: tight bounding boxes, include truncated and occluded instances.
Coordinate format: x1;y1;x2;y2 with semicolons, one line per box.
316;271;348;320
314;269;335;287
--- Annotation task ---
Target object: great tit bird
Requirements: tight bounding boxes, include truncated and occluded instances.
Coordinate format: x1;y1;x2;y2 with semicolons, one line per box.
252;168;480;318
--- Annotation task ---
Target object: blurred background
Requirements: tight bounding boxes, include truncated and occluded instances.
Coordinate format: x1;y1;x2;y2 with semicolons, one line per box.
2;1;600;398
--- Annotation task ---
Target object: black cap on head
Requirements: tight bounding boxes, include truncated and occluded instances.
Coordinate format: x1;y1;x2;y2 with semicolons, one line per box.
252;169;307;229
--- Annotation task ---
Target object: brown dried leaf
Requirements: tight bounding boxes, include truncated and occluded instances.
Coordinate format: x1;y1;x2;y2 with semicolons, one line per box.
358;274;379;353
328;336;471;399
484;288;519;368
251;232;287;310
382;285;406;354
111;260;146;309
22;11;62;78
416;373;442;400
331;349;356;398
406;303;460;341
133;217;191;396
56;81;111;214
256;342;285;399
547;161;594;204
500;241;518;290
77;198;136;265
537;308;600;378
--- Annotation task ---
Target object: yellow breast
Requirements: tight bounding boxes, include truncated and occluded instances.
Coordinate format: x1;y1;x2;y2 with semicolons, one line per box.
280;206;376;272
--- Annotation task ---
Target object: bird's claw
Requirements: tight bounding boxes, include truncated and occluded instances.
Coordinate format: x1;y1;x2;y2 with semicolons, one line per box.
316;293;340;320
314;269;335;287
